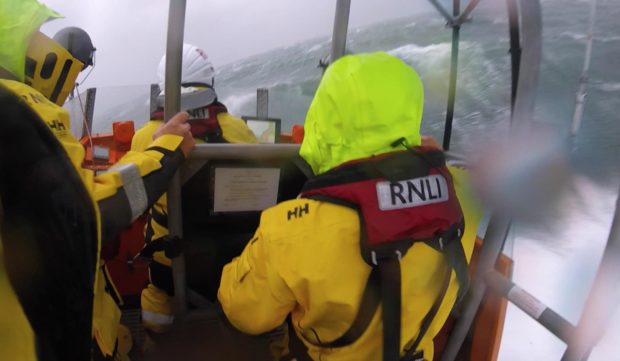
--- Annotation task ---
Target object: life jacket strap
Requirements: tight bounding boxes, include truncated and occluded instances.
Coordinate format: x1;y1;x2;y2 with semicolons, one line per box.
381;257;402;361
134;235;184;261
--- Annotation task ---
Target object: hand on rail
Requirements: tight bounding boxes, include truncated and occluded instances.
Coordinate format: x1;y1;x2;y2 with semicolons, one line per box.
153;111;195;158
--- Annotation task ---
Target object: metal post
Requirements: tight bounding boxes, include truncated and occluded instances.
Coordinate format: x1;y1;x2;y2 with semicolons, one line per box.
570;0;597;138
507;0;522;113
442;0;461;151
164;0;188;318
330;0;351;63
150;83;161;114
439;215;512;361
511;0;542;129
81;87;96;139
257;88;269;118
561;185;620;361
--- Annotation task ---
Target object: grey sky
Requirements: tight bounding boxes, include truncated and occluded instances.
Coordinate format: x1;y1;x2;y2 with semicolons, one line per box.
39;0;433;89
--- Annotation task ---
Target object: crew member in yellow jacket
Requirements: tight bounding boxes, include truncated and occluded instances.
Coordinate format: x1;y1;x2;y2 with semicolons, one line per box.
0;0;194;360
131;44;257;334
218;52;482;361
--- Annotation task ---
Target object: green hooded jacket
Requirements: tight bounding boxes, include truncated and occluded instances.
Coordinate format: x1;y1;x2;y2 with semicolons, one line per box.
0;0;60;81
300;52;424;175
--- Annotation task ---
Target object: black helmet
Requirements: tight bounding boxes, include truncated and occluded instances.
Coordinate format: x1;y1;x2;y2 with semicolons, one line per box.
53;27;96;70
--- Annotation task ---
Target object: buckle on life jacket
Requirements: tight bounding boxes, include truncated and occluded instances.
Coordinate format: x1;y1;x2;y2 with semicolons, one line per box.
370;250;401;265
401;350;425;361
365;237;413;267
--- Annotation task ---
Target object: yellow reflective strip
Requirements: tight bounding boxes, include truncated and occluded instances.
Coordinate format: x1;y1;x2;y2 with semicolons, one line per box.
141;310;174;326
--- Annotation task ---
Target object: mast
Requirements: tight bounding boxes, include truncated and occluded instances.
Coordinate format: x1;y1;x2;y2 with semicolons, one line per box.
330;0;351;63
570;0;597;139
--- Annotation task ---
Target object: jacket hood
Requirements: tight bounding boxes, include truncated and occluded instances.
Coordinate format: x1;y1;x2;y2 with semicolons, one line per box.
0;0;61;81
299;52;424;175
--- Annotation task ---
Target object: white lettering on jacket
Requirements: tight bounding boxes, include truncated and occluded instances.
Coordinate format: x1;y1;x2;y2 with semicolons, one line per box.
376;175;449;210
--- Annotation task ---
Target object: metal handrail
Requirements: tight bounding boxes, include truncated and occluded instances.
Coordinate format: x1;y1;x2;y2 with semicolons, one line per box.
188;143;300;161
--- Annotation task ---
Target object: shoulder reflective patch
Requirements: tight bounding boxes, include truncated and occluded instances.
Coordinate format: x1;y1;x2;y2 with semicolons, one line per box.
376;174;449;210
108;163;148;221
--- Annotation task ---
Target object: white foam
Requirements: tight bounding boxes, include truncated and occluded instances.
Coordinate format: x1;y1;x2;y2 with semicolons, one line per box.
597;35;620;43
387;43;452;63
306;42;324;54
221;92;255;116
561;31;588;41
595;82;620;92
499;176;619;360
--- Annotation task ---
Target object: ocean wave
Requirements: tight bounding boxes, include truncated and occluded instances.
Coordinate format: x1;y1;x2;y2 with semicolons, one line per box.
387;42;452;63
560;31;588;41
221;92;256;116
594;82;620;92
558;31;620;43
306;42;327;54
596;35;620;43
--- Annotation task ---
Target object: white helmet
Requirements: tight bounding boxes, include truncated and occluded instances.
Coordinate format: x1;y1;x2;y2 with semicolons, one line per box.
157;44;215;86
157;44;217;111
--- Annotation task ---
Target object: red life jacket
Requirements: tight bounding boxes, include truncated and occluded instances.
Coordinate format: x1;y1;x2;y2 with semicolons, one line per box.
151;101;229;143
300;147;469;361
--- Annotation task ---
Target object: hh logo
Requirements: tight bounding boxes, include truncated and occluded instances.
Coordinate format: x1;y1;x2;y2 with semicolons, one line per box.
287;203;309;220
376;175;449;210
47;119;66;132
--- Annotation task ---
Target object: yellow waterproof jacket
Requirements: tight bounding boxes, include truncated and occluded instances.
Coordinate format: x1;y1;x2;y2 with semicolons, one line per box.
131;113;258;265
0;79;187;357
0;240;36;361
219;166;481;361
